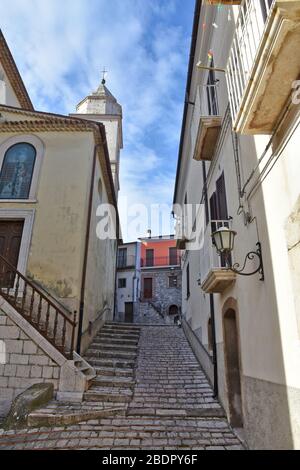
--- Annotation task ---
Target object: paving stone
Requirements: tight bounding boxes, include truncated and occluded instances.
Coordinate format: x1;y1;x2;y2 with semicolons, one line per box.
0;323;243;450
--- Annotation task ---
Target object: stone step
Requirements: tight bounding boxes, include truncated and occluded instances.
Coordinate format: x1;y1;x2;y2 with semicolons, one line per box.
83;387;132;403
105;322;141;331
88;343;138;353
92;376;135;388
28;405;126;428
97;332;140;341
94;366;134;377
101;325;140;336
85;358;135;369
94;337;139;346
127;407;225;418
85;349;137;360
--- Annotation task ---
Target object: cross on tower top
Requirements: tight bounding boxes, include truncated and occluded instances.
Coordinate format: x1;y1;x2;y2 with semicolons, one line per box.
101;67;108;84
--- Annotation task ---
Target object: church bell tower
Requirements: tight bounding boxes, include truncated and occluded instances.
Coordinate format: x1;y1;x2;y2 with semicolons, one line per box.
71;74;123;199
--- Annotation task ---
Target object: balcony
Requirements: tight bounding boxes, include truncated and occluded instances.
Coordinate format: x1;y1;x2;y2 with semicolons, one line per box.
200;220;236;294
141;256;181;268
117;254;136;269
226;0;300;134
193;116;222;161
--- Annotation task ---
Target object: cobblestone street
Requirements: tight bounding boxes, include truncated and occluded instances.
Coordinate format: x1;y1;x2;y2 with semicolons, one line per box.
0;325;243;450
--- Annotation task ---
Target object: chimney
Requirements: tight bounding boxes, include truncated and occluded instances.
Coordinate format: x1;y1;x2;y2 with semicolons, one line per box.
147;229;152;239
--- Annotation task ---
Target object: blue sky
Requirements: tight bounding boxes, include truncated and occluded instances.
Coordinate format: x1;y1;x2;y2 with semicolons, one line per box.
0;0;195;240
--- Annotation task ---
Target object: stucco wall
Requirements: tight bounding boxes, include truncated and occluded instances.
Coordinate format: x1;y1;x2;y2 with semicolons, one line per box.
174;2;300;449
81;151;117;352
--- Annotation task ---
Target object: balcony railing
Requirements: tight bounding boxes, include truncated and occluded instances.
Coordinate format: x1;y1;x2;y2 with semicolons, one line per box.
200;220;236;293
141;256;181;268
226;0;275;131
117;254;136;269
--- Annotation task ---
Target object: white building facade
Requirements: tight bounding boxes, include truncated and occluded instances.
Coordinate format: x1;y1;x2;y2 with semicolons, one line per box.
115;242;141;322
174;0;300;449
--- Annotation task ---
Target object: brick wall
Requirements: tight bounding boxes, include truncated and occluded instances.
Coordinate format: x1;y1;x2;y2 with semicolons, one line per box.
0;308;60;417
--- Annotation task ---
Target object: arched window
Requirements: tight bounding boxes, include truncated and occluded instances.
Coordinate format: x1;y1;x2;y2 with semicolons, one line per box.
0;143;36;199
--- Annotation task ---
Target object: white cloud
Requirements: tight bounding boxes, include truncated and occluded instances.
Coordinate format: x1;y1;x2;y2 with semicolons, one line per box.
0;0;191;241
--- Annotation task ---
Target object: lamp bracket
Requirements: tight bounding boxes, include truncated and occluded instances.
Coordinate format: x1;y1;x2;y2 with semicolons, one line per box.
226;242;264;281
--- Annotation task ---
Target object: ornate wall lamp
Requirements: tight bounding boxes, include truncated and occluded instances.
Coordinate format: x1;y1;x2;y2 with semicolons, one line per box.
212;227;264;281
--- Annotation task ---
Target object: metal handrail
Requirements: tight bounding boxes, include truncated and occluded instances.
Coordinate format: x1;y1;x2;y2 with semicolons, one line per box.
141;256;181;268
0;255;77;358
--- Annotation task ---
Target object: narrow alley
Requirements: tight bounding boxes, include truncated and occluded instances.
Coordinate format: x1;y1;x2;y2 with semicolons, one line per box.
0;323;243;450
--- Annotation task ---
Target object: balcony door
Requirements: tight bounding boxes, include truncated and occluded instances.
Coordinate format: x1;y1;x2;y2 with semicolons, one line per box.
146;249;154;267
206;58;219;116
118;248;127;268
210;173;230;267
169;247;178;266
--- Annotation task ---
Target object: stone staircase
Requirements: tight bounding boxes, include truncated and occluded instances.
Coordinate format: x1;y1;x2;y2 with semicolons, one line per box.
83;322;140;405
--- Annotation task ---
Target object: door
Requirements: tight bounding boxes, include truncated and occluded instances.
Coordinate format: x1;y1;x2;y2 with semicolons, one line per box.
223;308;243;427
0;220;24;287
143;278;153;299
125;302;134;323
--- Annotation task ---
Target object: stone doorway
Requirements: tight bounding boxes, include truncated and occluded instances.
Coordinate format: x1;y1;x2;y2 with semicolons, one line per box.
0;219;24;287
223;305;243;428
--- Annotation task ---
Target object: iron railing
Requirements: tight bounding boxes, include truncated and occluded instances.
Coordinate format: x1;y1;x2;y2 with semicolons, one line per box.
141;255;181;268
0;255;77;358
226;0;274;124
201;220;231;280
117;254;136;269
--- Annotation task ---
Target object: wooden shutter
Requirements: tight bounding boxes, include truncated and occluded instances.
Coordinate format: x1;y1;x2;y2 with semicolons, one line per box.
216;172;228;220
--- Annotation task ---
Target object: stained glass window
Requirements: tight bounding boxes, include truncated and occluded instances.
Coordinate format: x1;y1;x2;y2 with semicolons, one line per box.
0;143;36;199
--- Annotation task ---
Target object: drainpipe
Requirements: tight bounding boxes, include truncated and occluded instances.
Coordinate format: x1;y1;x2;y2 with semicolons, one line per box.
210;293;218;398
76;144;100;354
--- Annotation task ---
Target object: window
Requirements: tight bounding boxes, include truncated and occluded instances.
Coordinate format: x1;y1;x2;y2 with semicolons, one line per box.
0;143;36;199
118;278;126;288
118;248;127;268
186;263;190;298
169;276;178;288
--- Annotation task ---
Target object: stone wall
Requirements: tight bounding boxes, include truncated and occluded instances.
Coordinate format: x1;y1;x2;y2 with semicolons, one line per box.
0;307;60;417
134;302;173;325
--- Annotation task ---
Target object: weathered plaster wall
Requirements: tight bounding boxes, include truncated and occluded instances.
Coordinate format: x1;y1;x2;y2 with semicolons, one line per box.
0;130;93;314
81;152;116;352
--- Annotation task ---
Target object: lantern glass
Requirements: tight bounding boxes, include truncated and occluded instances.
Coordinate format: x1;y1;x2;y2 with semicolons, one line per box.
212;227;236;254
